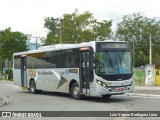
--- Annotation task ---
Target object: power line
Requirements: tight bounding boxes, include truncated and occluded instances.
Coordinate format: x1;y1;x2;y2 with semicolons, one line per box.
93;0;136;13
91;0;160;22
94;0;145;16
90;1;160;26
111;8;160;22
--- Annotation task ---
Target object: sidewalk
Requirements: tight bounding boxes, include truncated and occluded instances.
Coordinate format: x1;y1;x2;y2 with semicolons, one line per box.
126;86;160;97
136;86;160;90
135;86;160;95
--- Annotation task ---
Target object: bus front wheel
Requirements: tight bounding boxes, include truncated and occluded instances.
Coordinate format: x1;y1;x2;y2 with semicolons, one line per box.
102;94;112;99
71;83;82;100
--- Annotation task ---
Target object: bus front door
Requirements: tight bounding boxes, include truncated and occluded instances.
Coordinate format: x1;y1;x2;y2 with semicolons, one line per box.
21;56;27;88
80;49;92;94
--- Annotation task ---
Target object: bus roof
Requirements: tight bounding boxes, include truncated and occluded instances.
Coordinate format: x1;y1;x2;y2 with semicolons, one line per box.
13;40;127;56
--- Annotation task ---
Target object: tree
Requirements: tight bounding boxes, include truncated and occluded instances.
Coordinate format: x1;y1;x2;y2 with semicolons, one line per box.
116;13;160;67
0;28;27;68
155;56;160;69
43;9;112;45
43;17;60;44
93;20;112;40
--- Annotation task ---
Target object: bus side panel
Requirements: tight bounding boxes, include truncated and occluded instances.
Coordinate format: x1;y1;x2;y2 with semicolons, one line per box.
39;69;55;91
26;68;80;93
54;68;80;94
13;69;22;87
27;69;45;90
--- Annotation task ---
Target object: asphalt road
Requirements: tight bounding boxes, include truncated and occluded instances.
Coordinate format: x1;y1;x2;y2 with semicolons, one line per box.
0;80;160;120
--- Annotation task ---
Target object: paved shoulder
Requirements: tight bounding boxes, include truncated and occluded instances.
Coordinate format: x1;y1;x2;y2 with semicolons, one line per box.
0;96;8;107
125;86;160;97
135;86;160;95
0;80;12;107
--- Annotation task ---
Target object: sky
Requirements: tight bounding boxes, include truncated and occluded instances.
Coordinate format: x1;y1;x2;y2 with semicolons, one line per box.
1;0;160;38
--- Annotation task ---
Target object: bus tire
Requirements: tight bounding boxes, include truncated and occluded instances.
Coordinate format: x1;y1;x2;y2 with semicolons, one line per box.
71;83;82;100
102;94;112;99
30;80;37;94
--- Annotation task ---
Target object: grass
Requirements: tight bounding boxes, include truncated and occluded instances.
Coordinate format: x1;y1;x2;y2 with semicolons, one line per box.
134;69;145;86
0;78;13;81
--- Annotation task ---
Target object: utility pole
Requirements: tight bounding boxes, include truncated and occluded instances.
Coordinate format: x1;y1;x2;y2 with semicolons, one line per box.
133;22;137;68
32;36;40;49
51;17;63;44
149;33;152;64
60;19;62;44
26;34;32;50
133;36;135;67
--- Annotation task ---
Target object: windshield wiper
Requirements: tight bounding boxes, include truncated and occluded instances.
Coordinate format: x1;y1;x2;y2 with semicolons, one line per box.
119;55;122;67
108;52;113;68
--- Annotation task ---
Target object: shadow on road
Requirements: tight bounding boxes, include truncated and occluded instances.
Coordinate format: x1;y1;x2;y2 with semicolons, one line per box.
82;95;131;103
18;90;132;103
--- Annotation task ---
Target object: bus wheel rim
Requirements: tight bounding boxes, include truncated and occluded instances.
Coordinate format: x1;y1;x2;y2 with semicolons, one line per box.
31;86;34;92
73;87;79;96
31;82;35;92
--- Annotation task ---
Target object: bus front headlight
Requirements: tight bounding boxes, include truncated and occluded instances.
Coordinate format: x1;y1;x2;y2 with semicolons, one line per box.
97;80;102;85
96;80;107;88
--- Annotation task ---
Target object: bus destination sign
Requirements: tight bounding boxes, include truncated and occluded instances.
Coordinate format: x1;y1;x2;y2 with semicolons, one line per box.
96;42;130;50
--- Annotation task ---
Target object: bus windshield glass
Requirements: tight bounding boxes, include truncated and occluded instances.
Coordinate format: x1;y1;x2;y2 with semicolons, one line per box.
95;51;132;75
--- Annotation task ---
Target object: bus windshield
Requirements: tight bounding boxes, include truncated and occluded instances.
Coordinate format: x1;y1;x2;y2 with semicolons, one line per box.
95;51;132;75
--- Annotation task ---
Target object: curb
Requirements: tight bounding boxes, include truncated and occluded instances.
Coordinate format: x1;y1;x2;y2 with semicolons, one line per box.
125;93;160;98
0;96;9;107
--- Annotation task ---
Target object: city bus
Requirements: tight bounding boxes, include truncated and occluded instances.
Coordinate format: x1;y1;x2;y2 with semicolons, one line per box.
13;40;134;99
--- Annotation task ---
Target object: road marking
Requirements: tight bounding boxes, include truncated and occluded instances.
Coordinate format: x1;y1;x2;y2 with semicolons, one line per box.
0;84;20;88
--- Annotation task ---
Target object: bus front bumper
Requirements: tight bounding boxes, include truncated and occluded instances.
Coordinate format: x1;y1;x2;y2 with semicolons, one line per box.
94;84;134;96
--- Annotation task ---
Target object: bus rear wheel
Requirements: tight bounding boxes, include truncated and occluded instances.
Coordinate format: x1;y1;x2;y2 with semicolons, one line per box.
30;80;37;94
71;83;82;100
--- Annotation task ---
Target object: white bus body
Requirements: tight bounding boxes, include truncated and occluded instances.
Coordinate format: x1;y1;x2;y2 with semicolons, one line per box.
13;40;134;99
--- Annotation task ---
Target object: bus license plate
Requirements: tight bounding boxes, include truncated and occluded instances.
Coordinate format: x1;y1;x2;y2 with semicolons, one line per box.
116;87;124;92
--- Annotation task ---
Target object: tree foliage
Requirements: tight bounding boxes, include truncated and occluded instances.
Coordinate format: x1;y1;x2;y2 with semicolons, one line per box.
116;13;160;67
1;10;159;69
43;9;112;45
0;28;27;60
